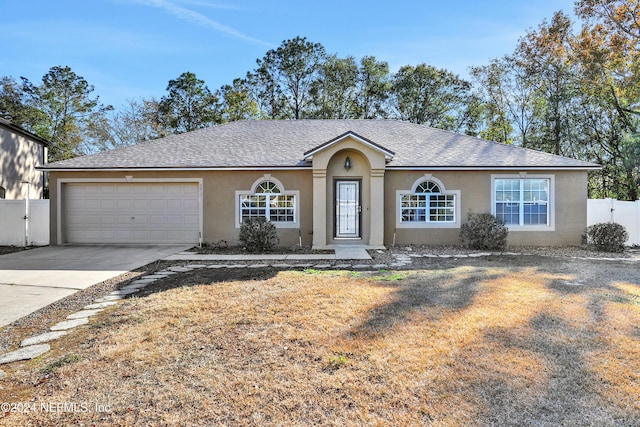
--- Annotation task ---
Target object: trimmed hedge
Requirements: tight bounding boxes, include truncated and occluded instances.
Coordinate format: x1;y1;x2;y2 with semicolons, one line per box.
584;222;628;253
459;212;508;251
239;217;279;253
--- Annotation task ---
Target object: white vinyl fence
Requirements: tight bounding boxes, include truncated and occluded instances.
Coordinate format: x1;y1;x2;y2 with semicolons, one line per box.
587;198;640;246
0;199;49;246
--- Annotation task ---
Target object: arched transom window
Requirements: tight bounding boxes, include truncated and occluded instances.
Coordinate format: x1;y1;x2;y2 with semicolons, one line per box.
238;178;298;226
400;179;456;223
255;181;280;194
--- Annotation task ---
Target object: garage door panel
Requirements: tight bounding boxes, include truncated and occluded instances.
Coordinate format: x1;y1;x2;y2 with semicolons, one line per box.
115;230;134;240
149;215;166;225
116;199;133;209
184;215;200;226
136;215;152;226
116;214;133;225
149;199;166;209
64;182;200;244
133;230;151;240
116;186;133;196
100;199;116;209
183;199;199;209
99;185;115;195
101;215;115;225
165;199;183;209
134;199;150;209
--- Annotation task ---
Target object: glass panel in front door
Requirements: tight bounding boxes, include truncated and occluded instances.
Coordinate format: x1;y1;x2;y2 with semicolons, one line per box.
336;181;359;238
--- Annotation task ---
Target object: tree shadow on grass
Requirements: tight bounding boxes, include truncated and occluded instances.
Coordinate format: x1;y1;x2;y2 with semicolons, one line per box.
344;266;506;340
474;260;640;424
133;267;280;298
477;310;639;426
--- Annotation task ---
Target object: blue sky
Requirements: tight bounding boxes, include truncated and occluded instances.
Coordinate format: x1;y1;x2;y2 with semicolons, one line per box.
1;0;577;110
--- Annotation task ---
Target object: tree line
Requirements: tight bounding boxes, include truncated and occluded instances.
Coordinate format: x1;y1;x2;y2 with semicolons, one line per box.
1;0;638;200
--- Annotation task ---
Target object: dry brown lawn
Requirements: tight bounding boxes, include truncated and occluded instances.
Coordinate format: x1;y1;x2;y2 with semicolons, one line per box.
1;257;639;426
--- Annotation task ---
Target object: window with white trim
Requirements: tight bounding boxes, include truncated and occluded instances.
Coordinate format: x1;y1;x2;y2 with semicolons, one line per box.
494;177;550;226
398;178;458;226
237;178;298;227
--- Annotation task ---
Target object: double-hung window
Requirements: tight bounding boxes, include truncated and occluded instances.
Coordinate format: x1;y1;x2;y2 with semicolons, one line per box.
397;177;459;228
493;176;552;227
236;178;299;228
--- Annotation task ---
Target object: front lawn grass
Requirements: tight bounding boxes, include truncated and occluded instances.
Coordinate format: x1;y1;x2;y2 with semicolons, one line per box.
1;264;639;426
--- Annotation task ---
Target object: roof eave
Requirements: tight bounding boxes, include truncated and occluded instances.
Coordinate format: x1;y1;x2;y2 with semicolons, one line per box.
39;165;313;172
40;164;601;172
0;118;51;146
385;165;602;171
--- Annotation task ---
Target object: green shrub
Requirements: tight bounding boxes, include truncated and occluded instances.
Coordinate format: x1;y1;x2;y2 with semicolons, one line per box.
459;212;508;251
585;222;628;252
239;217;279;253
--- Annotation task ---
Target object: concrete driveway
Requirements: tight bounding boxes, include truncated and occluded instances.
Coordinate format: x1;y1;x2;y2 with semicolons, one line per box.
0;245;190;327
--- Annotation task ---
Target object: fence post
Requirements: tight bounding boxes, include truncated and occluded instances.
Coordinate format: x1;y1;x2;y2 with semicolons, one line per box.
607;198;615;223
24;197;30;246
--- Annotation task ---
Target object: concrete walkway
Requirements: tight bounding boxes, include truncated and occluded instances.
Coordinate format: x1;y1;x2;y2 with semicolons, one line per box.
0;245;190;327
164;246;372;261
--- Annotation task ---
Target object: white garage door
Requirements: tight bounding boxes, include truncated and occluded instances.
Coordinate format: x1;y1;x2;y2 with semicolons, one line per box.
64;182;200;244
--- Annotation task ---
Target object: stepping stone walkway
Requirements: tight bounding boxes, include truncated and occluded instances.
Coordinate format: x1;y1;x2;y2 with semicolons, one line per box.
94;295;122;303
50;317;89;331
0;344;50;365
66;309;104;320
109;289;139;297
2;253;519;371
20;331;67;347
83;301;118;310
0;268;182;370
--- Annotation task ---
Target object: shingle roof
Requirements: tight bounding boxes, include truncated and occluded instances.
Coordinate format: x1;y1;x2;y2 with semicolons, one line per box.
42;120;599;170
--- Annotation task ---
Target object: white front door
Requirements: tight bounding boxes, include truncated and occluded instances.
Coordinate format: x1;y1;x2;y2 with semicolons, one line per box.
335;180;360;238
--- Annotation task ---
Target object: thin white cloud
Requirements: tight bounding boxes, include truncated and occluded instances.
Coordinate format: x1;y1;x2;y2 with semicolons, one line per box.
174;0;245;10
133;0;272;47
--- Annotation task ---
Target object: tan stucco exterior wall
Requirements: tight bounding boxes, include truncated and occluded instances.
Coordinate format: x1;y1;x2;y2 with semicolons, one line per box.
49;170;313;246
0;127;46;199
49;167;588;248
384;169;589;247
